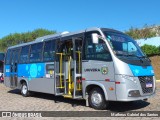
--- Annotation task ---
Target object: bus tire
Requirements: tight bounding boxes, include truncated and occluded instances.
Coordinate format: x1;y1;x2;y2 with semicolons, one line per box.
89;87;108;110
21;82;30;97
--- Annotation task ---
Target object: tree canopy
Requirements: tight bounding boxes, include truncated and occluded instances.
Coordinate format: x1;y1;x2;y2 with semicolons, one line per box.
125;25;157;39
0;28;56;52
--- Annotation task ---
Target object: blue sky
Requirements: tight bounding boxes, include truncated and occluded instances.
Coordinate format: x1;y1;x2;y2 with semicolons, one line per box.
0;0;160;38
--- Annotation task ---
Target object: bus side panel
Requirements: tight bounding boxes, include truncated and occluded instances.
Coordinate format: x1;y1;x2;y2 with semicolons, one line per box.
4;65;11;87
82;60;116;101
28;78;54;94
18;63;55;94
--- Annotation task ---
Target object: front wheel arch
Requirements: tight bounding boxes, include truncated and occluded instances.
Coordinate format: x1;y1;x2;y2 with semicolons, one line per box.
85;84;108;100
85;85;109;110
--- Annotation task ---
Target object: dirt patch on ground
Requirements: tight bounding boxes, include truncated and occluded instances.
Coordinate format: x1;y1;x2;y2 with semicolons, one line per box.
149;55;160;80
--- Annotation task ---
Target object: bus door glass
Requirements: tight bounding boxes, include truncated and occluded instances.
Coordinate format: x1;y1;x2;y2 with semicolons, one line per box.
10;48;20;87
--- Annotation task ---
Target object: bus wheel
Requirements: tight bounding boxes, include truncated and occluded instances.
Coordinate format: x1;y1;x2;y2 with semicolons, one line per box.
89;87;108;110
21;82;30;97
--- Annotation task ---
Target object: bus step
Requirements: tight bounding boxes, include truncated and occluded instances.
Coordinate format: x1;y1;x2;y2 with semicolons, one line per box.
76;89;82;91
55;93;64;96
73;96;83;99
63;95;72;98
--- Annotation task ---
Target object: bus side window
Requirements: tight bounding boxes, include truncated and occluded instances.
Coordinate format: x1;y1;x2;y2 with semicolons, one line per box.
5;50;11;64
43;40;55;62
19;46;29;63
30;43;43;63
84;32;112;61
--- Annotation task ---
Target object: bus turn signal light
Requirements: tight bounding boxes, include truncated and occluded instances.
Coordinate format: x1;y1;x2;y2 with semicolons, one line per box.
109;87;114;91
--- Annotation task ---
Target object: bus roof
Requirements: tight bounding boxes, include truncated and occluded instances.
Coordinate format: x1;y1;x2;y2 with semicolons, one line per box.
7;27;123;49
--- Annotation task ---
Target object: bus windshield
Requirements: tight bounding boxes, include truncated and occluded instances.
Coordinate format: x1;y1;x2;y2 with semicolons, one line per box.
103;31;145;58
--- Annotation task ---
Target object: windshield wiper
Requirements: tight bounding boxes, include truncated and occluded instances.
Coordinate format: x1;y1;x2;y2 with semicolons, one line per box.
130;55;151;62
137;56;147;58
118;53;151;62
138;56;151;62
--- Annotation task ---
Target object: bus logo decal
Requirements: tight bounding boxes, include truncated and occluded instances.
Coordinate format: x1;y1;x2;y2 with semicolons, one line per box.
101;67;108;75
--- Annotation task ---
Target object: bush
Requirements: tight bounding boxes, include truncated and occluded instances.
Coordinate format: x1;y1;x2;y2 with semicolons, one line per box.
141;44;160;56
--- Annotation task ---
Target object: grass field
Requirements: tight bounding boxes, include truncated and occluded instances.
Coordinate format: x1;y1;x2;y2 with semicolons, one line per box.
150;55;160;80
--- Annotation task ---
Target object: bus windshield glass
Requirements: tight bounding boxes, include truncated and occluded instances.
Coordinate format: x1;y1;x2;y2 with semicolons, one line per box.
103;31;145;58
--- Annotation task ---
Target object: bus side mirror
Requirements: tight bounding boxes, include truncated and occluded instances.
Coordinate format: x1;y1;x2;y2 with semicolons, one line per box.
91;33;99;44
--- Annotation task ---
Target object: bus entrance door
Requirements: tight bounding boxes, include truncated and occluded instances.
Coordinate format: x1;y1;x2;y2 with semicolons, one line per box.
10;49;19;88
54;38;83;98
63;38;83;98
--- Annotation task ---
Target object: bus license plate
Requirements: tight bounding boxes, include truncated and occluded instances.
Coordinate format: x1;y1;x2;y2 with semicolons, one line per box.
146;83;152;88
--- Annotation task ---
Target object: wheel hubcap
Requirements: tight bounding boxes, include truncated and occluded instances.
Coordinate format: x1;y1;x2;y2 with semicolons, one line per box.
91;92;102;106
22;85;27;94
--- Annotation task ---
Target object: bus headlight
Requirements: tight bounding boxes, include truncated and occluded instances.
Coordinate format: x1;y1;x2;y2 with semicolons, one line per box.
119;75;137;84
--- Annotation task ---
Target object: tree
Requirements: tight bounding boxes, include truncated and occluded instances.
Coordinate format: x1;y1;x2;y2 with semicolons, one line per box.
125;25;157;39
141;44;160;56
0;28;56;52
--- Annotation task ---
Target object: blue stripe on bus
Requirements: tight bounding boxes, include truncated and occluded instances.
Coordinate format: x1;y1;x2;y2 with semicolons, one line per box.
5;65;10;77
129;64;154;76
18;63;45;80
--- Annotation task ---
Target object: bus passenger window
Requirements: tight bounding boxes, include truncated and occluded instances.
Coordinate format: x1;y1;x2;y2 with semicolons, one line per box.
5;50;11;64
30;43;43;62
43;40;55;62
19;46;29;63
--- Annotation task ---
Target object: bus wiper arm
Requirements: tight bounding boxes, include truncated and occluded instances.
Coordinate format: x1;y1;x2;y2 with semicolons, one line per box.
139;56;151;62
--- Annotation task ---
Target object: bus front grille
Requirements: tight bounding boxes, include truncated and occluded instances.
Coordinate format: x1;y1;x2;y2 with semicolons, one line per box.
138;76;153;94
